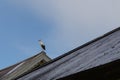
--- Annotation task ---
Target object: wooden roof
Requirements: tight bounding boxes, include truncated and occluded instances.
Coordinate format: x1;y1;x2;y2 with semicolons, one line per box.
0;63;20;77
18;27;120;80
0;51;51;80
58;59;120;80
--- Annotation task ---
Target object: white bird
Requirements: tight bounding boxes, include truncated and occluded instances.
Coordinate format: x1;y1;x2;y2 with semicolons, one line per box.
38;40;46;50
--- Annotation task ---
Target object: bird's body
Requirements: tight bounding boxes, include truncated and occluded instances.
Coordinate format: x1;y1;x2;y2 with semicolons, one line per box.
41;44;45;50
39;40;46;51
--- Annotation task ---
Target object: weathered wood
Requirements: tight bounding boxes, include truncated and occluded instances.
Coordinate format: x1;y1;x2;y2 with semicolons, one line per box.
0;51;51;80
18;27;120;80
57;59;120;80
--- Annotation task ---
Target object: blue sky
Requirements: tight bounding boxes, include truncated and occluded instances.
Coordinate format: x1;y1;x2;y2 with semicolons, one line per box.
0;0;120;69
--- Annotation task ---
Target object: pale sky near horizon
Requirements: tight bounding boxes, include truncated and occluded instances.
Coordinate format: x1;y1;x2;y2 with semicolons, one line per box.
0;0;120;69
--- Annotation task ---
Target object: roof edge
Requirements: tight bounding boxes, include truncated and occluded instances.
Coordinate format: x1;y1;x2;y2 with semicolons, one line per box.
55;27;120;60
40;27;120;67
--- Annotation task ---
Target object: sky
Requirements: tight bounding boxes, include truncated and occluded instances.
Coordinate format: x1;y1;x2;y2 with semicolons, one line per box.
0;0;120;69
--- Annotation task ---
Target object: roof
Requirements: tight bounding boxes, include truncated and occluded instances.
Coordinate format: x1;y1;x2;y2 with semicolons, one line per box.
0;63;20;77
18;27;120;80
0;51;51;80
58;58;120;80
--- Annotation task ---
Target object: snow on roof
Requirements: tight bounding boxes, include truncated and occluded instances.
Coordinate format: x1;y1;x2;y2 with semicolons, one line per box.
18;27;120;80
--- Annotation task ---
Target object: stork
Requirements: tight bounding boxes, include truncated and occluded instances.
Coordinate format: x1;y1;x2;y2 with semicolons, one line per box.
38;40;46;51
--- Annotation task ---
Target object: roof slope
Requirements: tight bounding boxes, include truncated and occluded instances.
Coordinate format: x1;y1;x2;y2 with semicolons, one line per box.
18;27;120;80
0;63;20;77
0;51;51;80
0;53;40;77
58;58;120;80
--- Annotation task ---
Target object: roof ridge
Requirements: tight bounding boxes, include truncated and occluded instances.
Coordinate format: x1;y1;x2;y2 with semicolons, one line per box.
54;27;120;61
39;27;120;68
